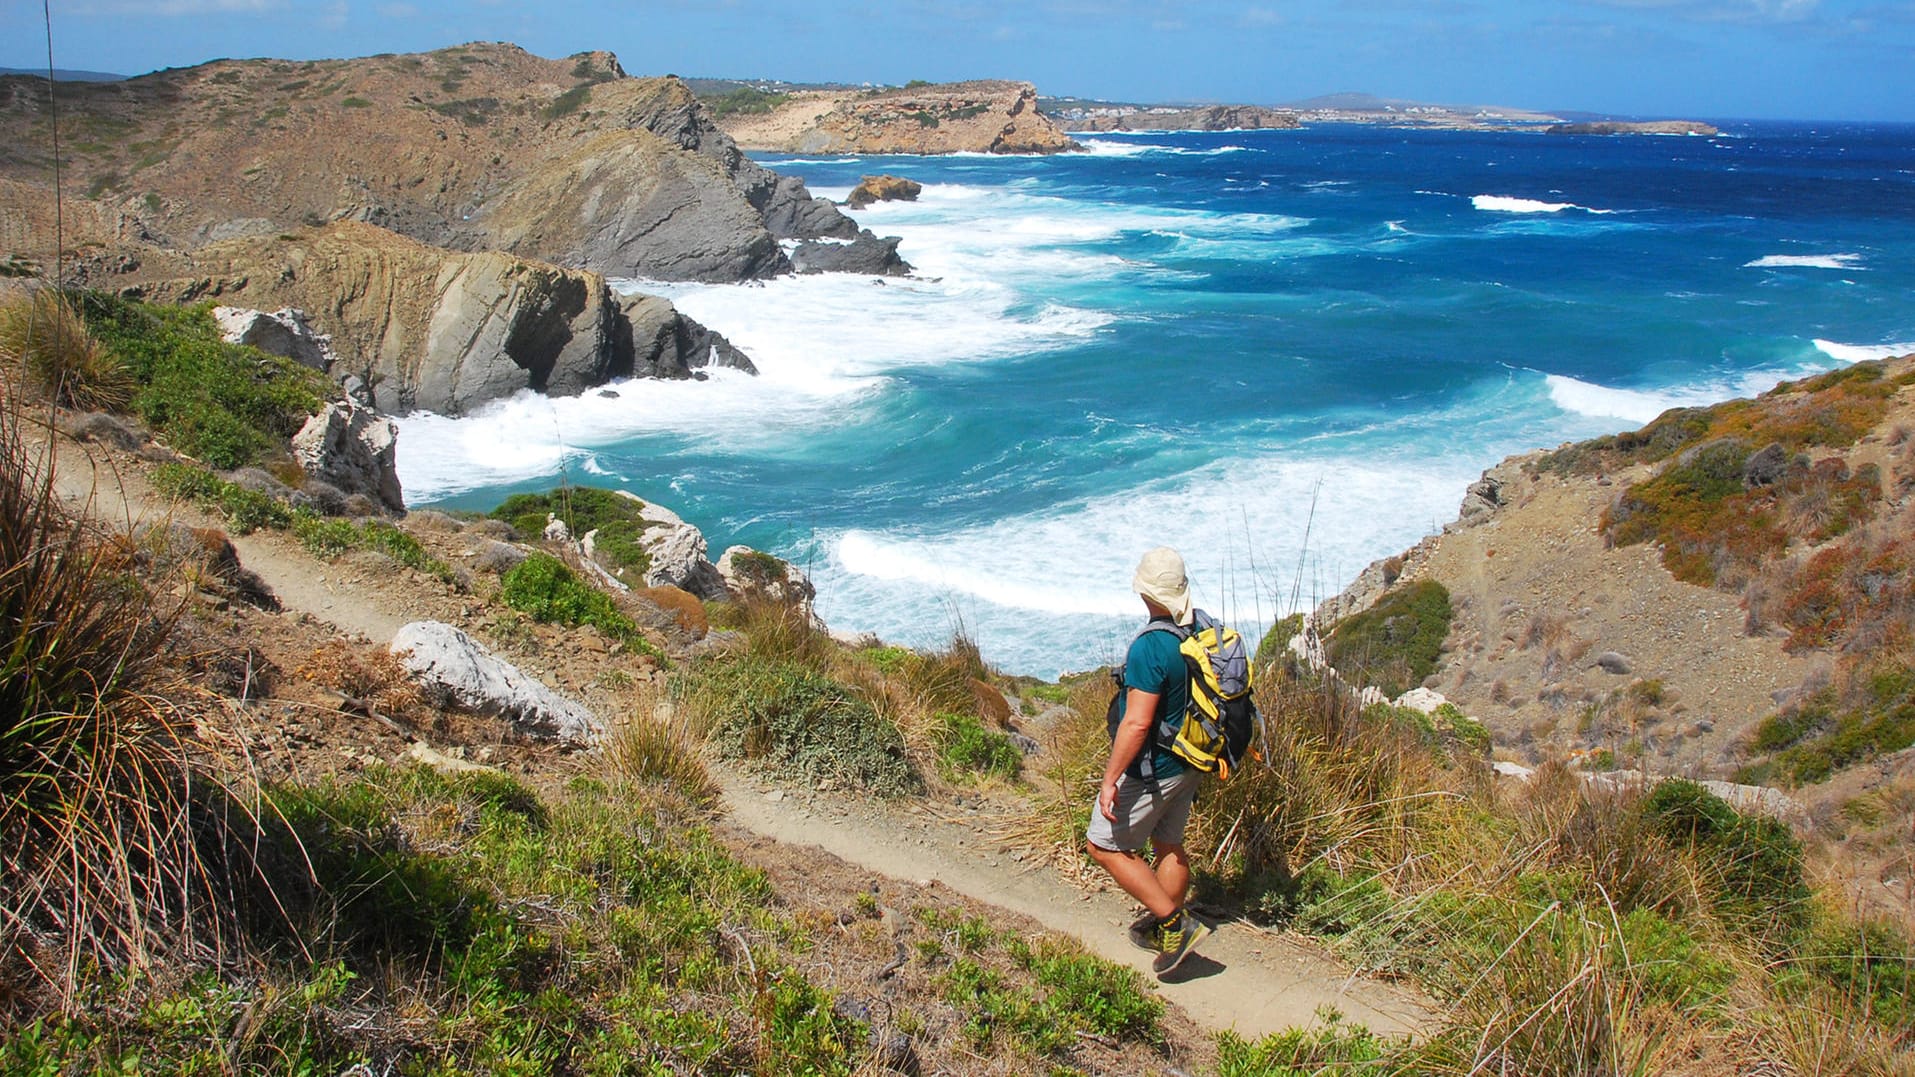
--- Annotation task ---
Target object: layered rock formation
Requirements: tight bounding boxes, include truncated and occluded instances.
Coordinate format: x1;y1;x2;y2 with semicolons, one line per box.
1059;104;1301;133
720;81;1079;155
0;44;862;282
120;221;751;415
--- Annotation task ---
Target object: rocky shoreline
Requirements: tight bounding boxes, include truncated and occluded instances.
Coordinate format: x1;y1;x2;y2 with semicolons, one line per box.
0;43;924;422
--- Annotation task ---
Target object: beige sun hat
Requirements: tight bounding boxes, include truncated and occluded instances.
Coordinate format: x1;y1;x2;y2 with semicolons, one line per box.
1132;546;1193;626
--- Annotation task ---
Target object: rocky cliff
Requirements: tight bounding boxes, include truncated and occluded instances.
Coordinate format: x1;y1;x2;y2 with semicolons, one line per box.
1313;358;1915;789
1059;104;1301;133
0;44;871;282
716;81;1079;155
117;220;751;415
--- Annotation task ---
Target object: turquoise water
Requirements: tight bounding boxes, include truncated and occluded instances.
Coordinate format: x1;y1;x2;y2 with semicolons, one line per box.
401;122;1915;676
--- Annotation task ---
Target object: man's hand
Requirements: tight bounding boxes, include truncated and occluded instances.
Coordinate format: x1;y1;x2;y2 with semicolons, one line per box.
1099;778;1120;821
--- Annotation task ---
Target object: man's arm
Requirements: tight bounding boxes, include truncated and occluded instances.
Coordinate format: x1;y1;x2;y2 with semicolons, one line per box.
1099;688;1158;821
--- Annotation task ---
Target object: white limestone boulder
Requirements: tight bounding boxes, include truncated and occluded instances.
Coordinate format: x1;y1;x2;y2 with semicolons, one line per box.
292;401;404;512
390;621;600;743
213;305;336;372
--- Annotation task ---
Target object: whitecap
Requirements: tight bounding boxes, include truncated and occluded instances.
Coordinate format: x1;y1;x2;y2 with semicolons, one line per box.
1543;375;1687;424
1076;139;1165;157
1744;253;1865;270
1813;338;1915;362
1472;194;1617;215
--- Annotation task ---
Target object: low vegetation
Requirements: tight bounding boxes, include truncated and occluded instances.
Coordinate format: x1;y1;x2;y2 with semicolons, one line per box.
75;291;327;470
1020;646;1915;1072
489;485;652;579
1323;578;1453;698
499;551;655;654
1538;358;1915;787
705;86;788;118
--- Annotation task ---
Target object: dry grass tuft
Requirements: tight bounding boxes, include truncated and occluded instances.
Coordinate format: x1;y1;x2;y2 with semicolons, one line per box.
633;584;708;638
603;688;719;810
0;290;131;412
0;393;260;1011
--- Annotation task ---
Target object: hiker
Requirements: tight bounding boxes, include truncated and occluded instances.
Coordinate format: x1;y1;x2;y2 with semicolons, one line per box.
1087;545;1213;977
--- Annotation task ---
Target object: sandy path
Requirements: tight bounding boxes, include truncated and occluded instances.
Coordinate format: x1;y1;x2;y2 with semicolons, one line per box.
50;433;1433;1042
721;775;1433;1040
51;438;412;644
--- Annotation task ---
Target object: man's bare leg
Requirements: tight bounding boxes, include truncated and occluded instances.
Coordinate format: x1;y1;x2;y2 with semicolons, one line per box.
1152;842;1190;910
1086;842;1179;919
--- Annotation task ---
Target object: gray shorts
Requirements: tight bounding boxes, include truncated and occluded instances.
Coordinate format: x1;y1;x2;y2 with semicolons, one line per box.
1086;769;1200;853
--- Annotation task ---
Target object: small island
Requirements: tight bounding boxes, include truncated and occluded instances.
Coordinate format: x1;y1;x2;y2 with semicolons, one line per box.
1546;120;1719;136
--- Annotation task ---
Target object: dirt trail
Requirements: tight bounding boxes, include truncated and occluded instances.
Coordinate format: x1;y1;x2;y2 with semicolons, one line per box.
721;776;1433;1040
51;433;1434;1043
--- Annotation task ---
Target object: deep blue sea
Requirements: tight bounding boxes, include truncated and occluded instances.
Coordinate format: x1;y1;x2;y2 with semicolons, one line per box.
400;122;1915;677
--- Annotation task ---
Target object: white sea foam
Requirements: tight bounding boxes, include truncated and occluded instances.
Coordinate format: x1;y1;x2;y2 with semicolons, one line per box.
1076;139;1252;158
1745;253;1865;270
1543;363;1843;427
1543;375;1690;424
1077;139;1163;157
1472;194;1617;215
1814;338;1915;362
813;446;1490;672
407;180;1272;501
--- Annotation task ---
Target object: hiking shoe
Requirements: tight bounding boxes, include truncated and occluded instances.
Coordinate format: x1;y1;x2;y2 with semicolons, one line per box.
1151;912;1212;977
1127;910;1161;952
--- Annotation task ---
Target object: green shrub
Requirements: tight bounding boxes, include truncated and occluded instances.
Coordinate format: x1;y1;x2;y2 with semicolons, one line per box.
545;83;591;119
1642;779;1809;943
76;293;325;469
935;712;1021;782
940;939;1161;1057
489;486;652;577
706;86;787;117
150;462;293;533
680;654;922;797
1616;908;1736;1011
1786;914;1915;1029
1215;1011;1388;1077
1009;936;1162;1044
1325;580;1453;698
499;552;646;646
1256;612;1305;663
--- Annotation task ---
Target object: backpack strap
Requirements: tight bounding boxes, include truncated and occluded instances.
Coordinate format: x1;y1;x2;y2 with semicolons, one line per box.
1120;616;1191;783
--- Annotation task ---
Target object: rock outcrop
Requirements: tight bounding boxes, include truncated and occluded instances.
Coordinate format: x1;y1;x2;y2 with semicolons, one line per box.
291;401;404;513
117;221;754;414
846;175;923;209
0;44;862;283
717;545;816;613
212;306;335;372
470;129;788;282
1060;105;1302;133
390;620;600;743
790;232;910;276
739;81;1078;155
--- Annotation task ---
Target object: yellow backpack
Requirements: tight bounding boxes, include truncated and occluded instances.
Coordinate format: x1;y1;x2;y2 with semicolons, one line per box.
1107;609;1261;780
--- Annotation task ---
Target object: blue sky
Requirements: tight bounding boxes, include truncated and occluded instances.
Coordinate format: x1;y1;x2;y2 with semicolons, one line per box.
6;0;1913;121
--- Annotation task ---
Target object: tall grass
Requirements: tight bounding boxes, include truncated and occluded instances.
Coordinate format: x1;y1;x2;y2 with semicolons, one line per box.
0;290;131;412
0;393;254;1009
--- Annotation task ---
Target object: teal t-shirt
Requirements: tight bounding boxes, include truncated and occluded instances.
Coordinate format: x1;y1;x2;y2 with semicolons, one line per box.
1117;623;1190;780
